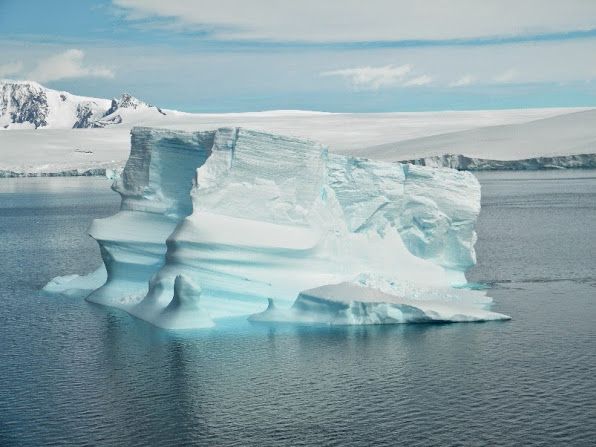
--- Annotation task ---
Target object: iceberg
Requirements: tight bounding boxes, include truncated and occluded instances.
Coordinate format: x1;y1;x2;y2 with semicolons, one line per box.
47;126;509;328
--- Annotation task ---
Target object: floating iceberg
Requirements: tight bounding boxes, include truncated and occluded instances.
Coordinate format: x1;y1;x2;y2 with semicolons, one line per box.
47;126;509;328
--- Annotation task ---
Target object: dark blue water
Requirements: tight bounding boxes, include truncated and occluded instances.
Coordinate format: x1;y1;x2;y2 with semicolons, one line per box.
0;173;595;446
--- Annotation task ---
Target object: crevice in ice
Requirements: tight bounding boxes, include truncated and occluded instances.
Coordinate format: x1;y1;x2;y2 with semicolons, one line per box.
353;201;390;234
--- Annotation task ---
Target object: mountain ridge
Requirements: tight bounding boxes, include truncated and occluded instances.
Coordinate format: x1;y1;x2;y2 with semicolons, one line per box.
0;80;165;129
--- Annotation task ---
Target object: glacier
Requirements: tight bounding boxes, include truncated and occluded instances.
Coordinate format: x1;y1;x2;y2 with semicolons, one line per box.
45;126;510;329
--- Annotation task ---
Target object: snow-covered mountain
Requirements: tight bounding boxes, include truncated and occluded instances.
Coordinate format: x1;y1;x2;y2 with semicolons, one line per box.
0;80;165;129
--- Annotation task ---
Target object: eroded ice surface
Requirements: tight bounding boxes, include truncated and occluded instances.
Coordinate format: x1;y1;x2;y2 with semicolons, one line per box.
47;126;509;329
250;275;510;325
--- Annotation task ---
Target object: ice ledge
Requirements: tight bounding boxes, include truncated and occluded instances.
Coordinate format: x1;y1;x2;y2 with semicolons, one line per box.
250;280;510;325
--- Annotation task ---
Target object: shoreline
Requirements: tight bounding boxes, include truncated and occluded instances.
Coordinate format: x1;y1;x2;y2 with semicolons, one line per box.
2;152;595;178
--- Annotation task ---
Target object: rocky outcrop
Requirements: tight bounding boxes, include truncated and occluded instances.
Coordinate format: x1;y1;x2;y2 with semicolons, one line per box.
0;81;49;128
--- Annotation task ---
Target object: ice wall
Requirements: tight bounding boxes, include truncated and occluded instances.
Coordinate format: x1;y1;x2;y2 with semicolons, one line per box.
85;127;223;306
47;126;508;328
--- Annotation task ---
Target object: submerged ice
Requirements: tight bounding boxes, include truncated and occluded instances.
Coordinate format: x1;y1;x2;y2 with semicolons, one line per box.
47;126;509;328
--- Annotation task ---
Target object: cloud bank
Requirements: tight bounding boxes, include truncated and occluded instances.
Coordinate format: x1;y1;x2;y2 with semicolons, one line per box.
113;0;596;43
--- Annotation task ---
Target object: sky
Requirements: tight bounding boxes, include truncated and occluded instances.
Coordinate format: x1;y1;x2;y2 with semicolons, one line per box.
1;0;596;112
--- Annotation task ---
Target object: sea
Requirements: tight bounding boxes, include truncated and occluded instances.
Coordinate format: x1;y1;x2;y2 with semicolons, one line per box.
0;171;595;446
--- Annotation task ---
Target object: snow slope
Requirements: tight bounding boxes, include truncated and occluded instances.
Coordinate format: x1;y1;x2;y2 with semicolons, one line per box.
46;126;509;329
351;109;596;163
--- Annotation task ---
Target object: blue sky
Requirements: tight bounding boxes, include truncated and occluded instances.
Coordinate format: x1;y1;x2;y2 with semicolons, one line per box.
1;0;596;112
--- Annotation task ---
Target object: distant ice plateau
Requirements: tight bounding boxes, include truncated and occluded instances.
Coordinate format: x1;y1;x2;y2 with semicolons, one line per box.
349;109;596;170
45;126;510;329
1;81;595;176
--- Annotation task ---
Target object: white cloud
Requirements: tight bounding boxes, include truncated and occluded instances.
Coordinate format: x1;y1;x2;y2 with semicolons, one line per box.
494;69;518;83
26;49;114;83
0;61;23;78
450;74;476;87
404;75;433;86
112;0;596;42
321;64;414;90
322;65;434;89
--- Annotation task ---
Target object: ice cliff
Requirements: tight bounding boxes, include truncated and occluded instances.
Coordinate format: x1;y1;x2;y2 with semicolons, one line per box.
401;153;596;171
46;127;509;328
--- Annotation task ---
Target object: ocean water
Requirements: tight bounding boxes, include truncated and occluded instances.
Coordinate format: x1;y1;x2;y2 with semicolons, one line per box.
0;172;595;446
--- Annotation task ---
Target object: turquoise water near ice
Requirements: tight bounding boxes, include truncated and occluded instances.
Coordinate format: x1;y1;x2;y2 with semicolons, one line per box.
0;172;595;446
